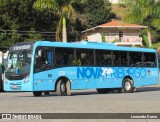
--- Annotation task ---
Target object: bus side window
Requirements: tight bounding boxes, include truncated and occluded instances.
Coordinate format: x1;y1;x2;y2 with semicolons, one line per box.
55;48;74;67
35;49;43;69
143;53;156;67
96;50;112;66
76;49;94;66
47;51;53;66
113;51;128;66
129;52;143;67
35;48;54;72
67;54;73;65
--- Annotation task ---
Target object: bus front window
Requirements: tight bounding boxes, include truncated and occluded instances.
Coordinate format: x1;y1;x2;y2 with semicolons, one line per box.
5;50;32;80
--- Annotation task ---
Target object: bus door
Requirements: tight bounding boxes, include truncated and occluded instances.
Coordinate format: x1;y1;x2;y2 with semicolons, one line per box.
46;50;54;90
33;48;54;91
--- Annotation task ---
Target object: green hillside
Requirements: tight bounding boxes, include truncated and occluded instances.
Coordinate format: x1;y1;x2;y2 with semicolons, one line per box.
111;3;129;19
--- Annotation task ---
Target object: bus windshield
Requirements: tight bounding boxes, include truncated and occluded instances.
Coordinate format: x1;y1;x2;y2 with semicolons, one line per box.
5;49;32;80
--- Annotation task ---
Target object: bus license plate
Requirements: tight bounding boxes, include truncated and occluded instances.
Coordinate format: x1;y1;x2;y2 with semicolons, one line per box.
12;85;18;89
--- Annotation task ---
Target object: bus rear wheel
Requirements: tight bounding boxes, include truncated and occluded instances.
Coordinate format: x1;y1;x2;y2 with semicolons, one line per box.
56;79;71;96
122;78;133;93
33;91;42;97
96;88;110;94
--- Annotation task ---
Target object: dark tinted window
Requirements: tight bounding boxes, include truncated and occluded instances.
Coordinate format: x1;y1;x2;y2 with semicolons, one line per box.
143;53;156;67
113;51;128;66
96;50;112;66
55;48;74;66
129;52;143;67
76;49;94;65
34;47;54;72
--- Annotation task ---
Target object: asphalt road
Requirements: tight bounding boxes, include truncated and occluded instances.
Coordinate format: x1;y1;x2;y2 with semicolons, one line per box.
1;85;160;121
0;84;160;114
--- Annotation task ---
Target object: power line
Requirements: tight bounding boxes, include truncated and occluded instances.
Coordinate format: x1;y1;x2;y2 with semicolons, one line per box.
0;30;80;36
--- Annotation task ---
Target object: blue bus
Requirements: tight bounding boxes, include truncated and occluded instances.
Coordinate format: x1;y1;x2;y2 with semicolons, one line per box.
4;41;159;96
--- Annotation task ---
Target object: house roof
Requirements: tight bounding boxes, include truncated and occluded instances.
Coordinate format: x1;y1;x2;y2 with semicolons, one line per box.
99;20;147;28
82;20;147;33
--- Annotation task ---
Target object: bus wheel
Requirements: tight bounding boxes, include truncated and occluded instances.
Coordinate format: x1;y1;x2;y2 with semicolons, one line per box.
122;78;133;93
56;79;71;96
33;91;42;97
44;92;50;95
96;88;110;94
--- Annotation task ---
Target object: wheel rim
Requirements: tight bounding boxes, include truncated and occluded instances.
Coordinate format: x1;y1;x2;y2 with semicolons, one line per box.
125;81;131;91
61;83;66;93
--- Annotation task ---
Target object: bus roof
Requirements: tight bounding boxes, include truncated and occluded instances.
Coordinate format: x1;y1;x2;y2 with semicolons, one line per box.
35;41;156;53
11;41;156;53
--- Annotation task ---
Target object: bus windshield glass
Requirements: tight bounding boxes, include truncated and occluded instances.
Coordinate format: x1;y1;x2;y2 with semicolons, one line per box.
5;43;33;80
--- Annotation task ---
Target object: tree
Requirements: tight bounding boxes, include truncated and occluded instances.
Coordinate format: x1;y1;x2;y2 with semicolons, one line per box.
0;0;45;48
24;28;43;42
33;0;83;42
84;0;115;28
124;0;160;47
0;0;20;48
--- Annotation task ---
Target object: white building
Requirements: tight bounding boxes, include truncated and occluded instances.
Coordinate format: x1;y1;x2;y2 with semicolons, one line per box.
109;0;124;4
82;20;147;47
0;51;8;64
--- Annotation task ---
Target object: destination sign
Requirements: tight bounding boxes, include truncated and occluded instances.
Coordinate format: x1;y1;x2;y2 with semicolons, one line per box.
13;45;31;51
10;42;34;51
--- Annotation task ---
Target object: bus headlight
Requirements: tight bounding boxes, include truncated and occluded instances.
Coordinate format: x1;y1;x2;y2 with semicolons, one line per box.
24;75;29;83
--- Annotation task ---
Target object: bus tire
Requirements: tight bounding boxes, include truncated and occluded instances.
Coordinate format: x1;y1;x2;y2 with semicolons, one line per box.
96;88;110;94
122;78;133;93
33;91;42;97
66;80;71;96
44;92;50;95
56;79;71;96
